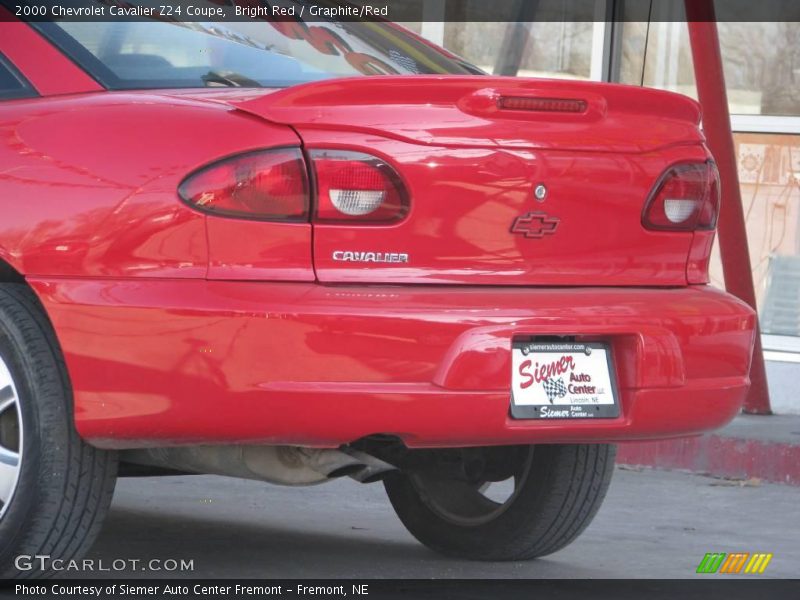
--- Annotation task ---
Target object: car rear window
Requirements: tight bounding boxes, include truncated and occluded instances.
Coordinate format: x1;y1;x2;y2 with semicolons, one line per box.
0;54;36;100
34;2;479;90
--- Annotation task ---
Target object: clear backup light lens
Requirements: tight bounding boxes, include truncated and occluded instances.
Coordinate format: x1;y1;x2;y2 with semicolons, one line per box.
663;198;698;223
178;148;308;220
310;150;409;223
330;189;386;216
642;162;720;231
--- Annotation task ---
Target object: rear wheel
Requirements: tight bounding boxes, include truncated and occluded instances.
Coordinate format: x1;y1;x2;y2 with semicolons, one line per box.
384;444;615;561
0;284;117;578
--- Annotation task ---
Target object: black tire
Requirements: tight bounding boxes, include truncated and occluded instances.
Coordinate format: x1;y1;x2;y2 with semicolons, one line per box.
0;284;117;578
384;444;615;561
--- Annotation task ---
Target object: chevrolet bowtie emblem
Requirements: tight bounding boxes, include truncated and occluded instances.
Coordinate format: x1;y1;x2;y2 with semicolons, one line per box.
510;212;560;238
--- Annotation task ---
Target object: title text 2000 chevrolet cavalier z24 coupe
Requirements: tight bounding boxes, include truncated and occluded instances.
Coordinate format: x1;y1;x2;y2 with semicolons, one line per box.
0;2;755;575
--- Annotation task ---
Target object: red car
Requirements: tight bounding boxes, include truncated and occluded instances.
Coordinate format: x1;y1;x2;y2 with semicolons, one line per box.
0;5;755;574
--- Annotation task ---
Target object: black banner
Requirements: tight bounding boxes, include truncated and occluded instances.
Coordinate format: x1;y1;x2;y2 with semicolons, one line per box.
2;0;800;23
2;580;800;600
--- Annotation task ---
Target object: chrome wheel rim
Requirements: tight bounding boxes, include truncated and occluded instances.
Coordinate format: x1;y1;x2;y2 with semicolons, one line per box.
410;446;534;527
0;354;22;521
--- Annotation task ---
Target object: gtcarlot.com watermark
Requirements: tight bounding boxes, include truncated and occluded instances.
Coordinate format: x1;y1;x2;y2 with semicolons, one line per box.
15;554;194;573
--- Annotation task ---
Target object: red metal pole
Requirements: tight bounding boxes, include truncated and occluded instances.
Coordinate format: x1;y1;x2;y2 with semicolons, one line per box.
685;5;771;414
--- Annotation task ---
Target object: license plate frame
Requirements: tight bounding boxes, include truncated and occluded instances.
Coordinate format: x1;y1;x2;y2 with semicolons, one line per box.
510;341;620;420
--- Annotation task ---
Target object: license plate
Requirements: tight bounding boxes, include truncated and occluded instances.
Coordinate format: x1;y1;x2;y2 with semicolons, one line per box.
510;341;619;419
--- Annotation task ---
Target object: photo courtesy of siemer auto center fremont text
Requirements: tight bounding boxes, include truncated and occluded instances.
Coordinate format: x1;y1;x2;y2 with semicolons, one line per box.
0;0;798;598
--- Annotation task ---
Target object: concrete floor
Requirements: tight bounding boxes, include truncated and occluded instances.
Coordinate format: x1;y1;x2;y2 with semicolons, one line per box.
80;466;799;579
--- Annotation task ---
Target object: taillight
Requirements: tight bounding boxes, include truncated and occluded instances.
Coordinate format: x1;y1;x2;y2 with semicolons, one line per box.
178;148;308;220
309;150;408;223
642;162;720;231
179;148;408;225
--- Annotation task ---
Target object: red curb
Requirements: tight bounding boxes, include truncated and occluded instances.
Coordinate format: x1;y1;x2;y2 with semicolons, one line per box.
616;435;800;486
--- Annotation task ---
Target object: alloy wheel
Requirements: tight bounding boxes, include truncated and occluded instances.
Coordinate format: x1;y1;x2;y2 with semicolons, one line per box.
0;354;22;521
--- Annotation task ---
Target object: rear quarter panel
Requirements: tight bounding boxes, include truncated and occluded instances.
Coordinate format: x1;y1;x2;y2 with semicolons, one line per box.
0;93;307;278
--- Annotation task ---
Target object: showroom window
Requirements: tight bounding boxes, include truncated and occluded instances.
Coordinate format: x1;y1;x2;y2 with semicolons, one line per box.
410;0;609;80
616;17;800;117
439;20;594;78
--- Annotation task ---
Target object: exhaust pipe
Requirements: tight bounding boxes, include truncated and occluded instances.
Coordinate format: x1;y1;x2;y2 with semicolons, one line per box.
294;447;366;479
339;448;396;484
121;445;396;486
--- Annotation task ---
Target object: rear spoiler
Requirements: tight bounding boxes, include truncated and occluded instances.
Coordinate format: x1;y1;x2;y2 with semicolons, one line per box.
235;75;704;154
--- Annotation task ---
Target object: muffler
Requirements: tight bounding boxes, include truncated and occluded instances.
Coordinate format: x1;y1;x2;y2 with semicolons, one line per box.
121;445;396;486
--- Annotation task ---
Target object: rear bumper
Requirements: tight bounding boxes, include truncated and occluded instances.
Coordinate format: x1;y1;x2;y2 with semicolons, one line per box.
31;279;756;449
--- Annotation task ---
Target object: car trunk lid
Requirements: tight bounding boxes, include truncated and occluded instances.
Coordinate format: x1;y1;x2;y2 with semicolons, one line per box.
176;78;710;287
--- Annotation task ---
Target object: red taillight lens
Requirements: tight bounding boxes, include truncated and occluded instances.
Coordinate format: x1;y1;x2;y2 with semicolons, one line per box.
310;150;408;223
497;96;588;113
642;162;720;231
178;149;308;220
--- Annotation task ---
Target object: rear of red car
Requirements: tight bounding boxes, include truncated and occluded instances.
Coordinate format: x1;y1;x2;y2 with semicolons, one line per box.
130;74;752;447
8;16;754;447
0;9;755;570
